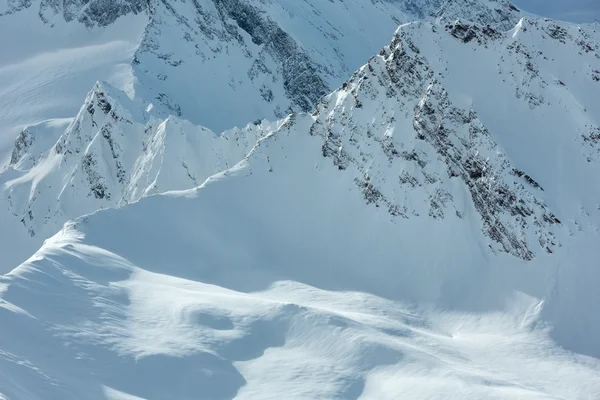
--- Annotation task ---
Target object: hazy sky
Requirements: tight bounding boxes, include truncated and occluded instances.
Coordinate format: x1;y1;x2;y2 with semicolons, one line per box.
512;0;600;22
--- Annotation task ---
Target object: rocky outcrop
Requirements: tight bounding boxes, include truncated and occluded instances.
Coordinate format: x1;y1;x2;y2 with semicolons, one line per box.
9;129;34;167
435;0;521;31
305;21;567;260
212;0;329;113
130;0;414;131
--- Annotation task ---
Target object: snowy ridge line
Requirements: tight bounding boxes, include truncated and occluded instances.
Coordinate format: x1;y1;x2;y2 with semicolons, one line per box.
3;10;600;271
244;19;562;261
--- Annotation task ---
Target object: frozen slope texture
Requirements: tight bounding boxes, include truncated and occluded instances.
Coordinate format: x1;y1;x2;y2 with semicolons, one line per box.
2;17;600;399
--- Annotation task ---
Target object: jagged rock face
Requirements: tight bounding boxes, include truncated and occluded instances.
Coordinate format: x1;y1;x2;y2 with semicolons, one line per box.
132;0;525;131
0;0;33;16
133;0;333;123
9;129;34;167
411;83;559;260
212;0;329;112
306;24;561;260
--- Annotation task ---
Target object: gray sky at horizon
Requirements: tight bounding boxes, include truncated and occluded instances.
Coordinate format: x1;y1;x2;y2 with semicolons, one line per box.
512;0;600;22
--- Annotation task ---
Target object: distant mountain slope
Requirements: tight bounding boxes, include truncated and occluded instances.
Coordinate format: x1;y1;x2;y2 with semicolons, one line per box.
1;15;600;399
127;0;443;131
0;6;148;159
0;0;523;137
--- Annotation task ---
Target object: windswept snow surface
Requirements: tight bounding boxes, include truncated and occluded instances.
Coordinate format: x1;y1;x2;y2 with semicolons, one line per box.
1;112;600;398
2;1;600;399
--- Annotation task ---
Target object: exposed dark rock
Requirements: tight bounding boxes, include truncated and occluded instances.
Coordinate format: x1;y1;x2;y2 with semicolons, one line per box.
310;27;559;260
544;24;570;43
434;0;521;31
229;0;328;112
412;83;557;260
100;124;127;184
82;153;111;200
512;168;543;190
9;129;34;166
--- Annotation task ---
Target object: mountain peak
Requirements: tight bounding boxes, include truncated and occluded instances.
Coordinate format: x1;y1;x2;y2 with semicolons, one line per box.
306;19;562;260
435;0;521;30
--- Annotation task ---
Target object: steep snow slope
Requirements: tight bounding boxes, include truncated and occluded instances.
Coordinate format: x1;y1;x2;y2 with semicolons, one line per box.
1;217;599;399
1;16;600;399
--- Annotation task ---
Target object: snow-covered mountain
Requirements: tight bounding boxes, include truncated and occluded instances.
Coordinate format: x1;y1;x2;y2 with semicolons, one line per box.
2;2;600;397
0;0;523;268
0;81;277;269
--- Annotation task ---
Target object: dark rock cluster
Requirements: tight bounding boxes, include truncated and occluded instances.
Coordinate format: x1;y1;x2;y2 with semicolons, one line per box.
309;23;560;260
